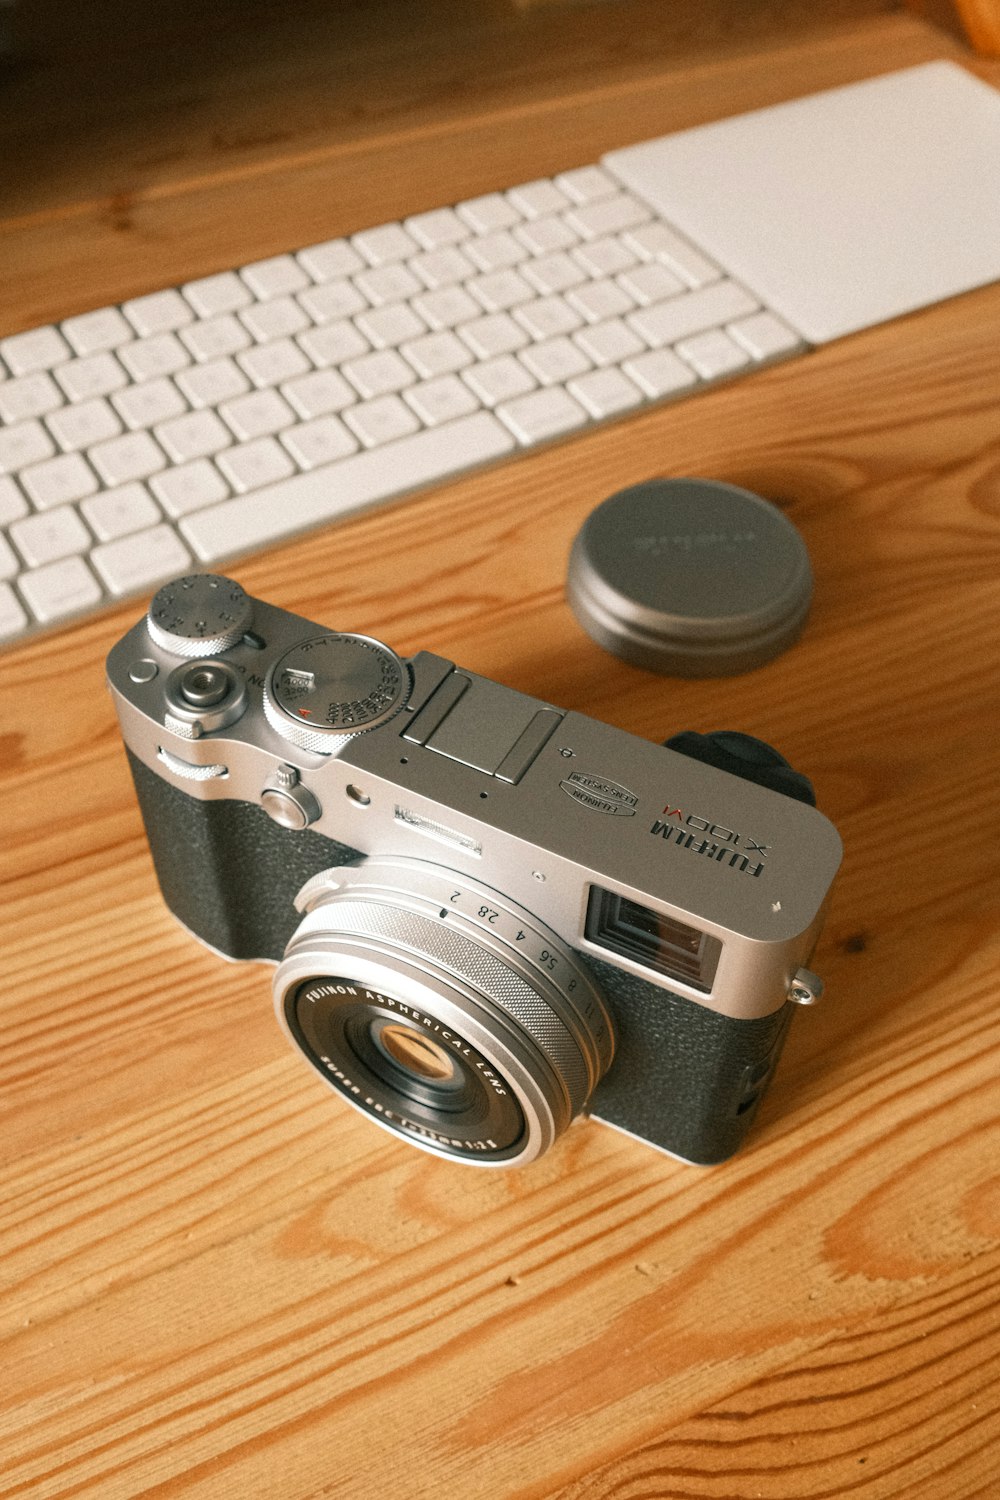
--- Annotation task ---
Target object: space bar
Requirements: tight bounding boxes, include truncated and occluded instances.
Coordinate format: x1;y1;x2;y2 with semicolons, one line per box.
179;412;515;564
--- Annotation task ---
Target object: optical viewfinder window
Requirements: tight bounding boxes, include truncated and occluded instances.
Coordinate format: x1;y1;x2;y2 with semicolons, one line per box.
585;886;722;993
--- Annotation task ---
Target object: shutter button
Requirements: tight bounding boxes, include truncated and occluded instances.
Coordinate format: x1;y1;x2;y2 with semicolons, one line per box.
261;764;322;829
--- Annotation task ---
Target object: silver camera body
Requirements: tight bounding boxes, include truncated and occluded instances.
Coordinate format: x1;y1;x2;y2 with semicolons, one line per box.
107;574;842;1168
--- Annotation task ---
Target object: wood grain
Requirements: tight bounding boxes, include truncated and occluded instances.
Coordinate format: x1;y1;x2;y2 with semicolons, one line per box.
2;5;1000;1497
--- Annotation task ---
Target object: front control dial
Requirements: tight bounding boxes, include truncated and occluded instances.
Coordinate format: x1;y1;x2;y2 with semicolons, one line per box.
263;633;410;754
147;574;254;657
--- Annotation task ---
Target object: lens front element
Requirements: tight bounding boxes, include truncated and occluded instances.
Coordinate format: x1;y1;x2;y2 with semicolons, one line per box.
274;859;614;1167
376;1023;457;1083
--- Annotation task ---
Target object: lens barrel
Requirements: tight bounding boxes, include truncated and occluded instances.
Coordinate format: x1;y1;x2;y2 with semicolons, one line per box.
274;858;613;1166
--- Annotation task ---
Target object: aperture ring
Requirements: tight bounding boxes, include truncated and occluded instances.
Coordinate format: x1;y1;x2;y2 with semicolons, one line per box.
310;899;591;1112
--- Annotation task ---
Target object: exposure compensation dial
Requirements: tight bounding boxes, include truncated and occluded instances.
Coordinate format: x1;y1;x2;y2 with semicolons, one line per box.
147;574;254;657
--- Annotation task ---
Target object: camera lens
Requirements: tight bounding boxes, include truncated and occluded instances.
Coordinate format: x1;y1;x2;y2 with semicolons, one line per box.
274;858;614;1167
286;977;527;1157
375;1023;457;1083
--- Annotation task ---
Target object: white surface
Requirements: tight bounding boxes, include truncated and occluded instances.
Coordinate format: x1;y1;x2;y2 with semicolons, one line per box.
604;61;1000;343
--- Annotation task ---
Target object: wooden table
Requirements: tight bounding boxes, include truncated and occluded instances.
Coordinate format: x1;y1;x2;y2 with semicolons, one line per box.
2;6;999;1496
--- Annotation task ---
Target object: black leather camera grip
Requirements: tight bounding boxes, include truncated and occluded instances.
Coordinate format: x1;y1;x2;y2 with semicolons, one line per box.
126;748;362;962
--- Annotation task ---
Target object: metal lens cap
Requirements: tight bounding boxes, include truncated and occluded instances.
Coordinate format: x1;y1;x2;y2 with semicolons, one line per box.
263;634;409;753
147;574;253;657
567;479;813;676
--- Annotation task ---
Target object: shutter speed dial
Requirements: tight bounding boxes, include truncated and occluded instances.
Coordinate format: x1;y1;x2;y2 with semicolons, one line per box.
263;633;410;754
147;574;254;657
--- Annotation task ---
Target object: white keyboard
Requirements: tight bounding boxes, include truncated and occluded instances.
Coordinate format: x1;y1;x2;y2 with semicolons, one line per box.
0;163;807;649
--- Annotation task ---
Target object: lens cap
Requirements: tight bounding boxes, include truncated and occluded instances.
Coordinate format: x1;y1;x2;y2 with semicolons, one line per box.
566;478;813;676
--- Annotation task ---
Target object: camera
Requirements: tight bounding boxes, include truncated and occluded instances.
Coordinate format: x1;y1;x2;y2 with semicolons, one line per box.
107;573;841;1168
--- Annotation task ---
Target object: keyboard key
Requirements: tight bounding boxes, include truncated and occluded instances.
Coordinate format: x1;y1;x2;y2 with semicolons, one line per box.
617;263;686;306
674;328;751;379
219;388;296;441
282;368;356;420
296;239;365;282
354;263;422;307
465;232;528;274
624;223;721;287
343;394;420;449
19;556;102;622
567;278;635;324
565;193;652;240
20;452;99;510
240;254;310;300
495;387;588;445
355;303;427;351
113;377;187;431
411;286;481;331
122;289;193;336
623;347;698;398
400;331;472;380
507;180;570;219
568;366;644;418
218;437;296;492
410;248;476;291
0;476;29;526
0;534;18;580
11;505;91;567
61;306;133;355
514;215;580;255
573;317;645;367
151;459;230;518
456;193;522;234
1;325;72;375
91;524;192;595
462;355;536;408
627;281;759;348
351;222;420;267
467;271;534;313
727;311;803;360
0;581;29;640
82;482;162;540
181;271;253;317
53;352;128;403
341;350;415;400
555;165;618;203
155;409;232;463
298;320;370;368
404;208;469;249
117;333;191;383
281;416;358;469
46;396;122;452
404;375;480;427
180;313;252;362
458;313;529;360
176;357;250;410
512;295;583;341
0;372;64;424
518;336;591;387
179;412;514;562
240;296;310;344
298;279;369;323
521;253;587;296
89;430;168;486
0;419;56;474
572;236;639;278
237;337;311;389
